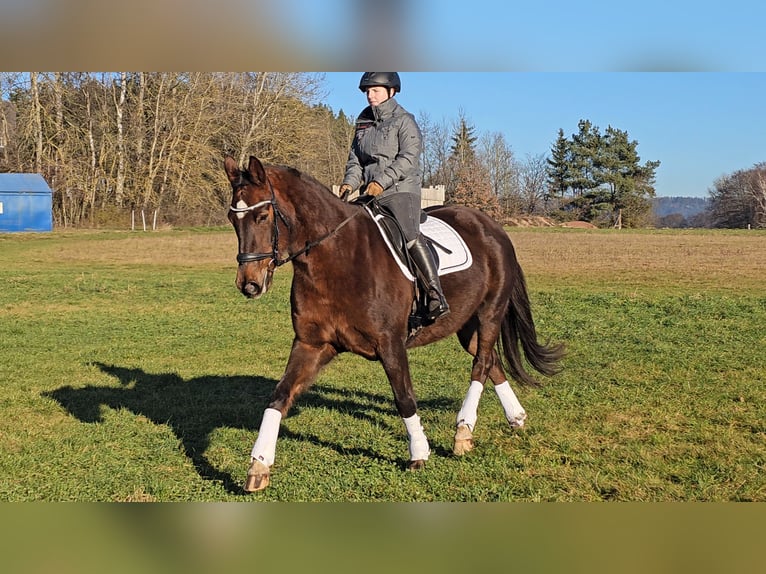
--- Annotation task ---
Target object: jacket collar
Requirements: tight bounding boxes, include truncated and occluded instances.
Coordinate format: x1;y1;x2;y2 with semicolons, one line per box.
371;97;397;122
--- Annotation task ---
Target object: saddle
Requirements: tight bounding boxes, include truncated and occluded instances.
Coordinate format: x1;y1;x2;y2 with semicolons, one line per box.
354;196;472;333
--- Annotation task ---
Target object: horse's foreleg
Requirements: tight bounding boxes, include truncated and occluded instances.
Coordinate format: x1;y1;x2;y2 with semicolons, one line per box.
379;340;430;469
245;339;337;493
402;413;430;469
246;407;281;492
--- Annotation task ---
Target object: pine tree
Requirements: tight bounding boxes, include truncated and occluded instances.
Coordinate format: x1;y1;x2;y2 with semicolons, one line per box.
445;114;501;219
450;115;478;167
546;128;570;198
546;119;660;227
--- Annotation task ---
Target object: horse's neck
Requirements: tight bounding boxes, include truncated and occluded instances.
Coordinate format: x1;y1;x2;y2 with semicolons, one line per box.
276;176;356;255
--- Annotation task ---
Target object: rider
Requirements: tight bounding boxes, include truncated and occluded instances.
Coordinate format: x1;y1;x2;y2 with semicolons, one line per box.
338;72;449;322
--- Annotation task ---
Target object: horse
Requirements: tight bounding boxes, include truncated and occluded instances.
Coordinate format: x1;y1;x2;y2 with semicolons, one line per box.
224;155;564;492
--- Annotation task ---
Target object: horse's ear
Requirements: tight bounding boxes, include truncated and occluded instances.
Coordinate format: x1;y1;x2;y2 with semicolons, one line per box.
247;155;267;186
224;156;240;183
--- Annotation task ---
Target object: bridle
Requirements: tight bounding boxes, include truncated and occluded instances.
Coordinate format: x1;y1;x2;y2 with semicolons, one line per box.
229;172;363;268
229;173;289;266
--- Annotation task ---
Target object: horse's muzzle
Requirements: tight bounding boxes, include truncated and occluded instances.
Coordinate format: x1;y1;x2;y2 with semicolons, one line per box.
236;266;272;299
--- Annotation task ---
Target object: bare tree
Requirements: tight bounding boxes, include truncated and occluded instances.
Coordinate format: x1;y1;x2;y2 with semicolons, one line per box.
751;167;766;228
709;164;766;228
0;73;22;169
418;111;453;187
222;73;324;165
518;153;549;214
29;72;43;174
0;72;354;227
478;131;519;216
478;131;516;195
113;71;127;206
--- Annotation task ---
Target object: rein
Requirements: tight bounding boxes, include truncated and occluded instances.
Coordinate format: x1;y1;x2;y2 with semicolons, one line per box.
230;174;363;268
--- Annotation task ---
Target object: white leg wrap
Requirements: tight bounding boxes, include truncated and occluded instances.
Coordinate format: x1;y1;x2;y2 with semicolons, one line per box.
403;413;430;461
250;408;282;467
494;381;527;427
456;380;484;431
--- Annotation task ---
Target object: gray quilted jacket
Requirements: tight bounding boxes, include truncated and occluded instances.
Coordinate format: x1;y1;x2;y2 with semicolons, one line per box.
342;97;422;197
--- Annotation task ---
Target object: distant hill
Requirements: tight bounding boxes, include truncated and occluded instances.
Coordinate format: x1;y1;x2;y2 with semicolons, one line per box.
653;196;711;218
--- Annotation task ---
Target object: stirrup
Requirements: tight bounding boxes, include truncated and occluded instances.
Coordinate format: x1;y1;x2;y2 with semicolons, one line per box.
425;297;450;321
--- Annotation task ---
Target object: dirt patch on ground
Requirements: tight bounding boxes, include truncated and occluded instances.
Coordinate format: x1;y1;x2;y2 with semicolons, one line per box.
505;216;556;227
504;217;599;229
559;221;598;229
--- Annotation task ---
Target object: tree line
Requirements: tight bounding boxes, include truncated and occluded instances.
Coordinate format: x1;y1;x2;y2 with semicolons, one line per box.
653;163;766;229
708;163;766;228
1;73;761;229
0;72;348;227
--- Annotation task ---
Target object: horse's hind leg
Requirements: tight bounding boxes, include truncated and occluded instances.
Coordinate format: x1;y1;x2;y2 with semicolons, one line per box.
492;370;527;429
454;378;483;455
453;321;526;455
453;323;488;455
481;346;528;429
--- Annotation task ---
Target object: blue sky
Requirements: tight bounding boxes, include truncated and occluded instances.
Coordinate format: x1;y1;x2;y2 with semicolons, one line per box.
4;1;765;199
322;73;766;198
275;0;766;72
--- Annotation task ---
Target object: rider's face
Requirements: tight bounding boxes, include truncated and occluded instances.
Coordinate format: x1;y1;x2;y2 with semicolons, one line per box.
366;86;391;107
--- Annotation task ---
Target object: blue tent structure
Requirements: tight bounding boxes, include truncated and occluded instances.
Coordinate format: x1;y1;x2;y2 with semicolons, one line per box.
0;174;53;232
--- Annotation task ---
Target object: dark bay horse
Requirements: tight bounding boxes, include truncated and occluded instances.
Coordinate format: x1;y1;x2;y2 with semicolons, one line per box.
224;155;564;492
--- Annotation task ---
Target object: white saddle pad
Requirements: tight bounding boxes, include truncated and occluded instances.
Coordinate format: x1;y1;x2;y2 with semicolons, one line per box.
368;209;473;282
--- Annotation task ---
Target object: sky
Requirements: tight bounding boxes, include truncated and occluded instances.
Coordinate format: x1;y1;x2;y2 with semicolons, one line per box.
322;73;766;198
276;1;766;72
4;1;766;71
3;1;766;199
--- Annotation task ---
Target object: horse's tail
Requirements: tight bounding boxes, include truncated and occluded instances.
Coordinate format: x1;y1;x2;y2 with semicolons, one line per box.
498;256;565;387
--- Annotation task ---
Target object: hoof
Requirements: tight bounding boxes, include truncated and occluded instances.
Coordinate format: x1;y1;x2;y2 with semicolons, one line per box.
244;459;271;492
453;424;474;455
408;459;426;470
509;411;527;429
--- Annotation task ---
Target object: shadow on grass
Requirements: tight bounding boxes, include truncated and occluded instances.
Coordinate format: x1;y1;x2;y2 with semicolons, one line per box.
44;362;457;495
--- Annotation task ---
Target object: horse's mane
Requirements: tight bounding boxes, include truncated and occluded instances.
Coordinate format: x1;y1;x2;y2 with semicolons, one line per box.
269;164;338;201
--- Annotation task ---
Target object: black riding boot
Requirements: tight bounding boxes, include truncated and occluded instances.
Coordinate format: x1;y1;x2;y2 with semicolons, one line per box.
408;235;450;321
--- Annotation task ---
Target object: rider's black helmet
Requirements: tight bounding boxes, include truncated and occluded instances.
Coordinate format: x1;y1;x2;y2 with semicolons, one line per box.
359;72;401;94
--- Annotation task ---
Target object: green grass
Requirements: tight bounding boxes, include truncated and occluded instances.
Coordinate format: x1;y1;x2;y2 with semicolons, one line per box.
1;228;765;501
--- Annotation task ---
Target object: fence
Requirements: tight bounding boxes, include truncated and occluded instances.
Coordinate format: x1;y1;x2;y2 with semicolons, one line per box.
331;185;445;209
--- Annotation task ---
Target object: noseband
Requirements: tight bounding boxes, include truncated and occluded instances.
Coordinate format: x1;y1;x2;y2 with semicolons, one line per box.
229;172;363;268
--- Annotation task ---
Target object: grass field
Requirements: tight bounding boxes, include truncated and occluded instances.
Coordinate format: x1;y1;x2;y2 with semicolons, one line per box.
1;226;765;501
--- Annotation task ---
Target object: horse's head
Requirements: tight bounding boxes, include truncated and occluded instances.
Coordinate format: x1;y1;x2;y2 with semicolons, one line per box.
224;155;279;299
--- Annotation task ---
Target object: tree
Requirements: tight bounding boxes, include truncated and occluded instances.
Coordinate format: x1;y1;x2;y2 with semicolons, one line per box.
546;128;570;199
0;72;327;227
478;131;519;217
113;72;127;206
448;161;502;220
445;113;501;219
546;119;660;227
569;119;602;196
599;126;660;227
517;153;549;214
709;163;766;228
449;111;478;167
418;111;452;188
